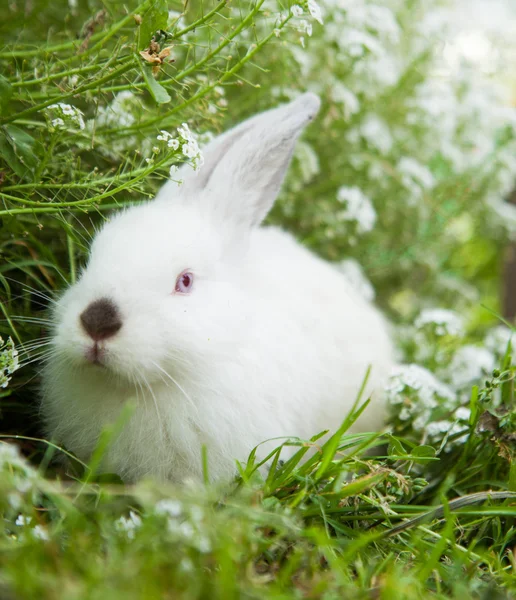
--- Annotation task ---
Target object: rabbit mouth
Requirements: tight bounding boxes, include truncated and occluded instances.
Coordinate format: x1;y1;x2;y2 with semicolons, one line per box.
84;342;107;367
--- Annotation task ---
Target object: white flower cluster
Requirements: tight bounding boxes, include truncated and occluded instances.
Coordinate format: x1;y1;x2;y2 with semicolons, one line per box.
157;123;204;173
87;91;148;157
13;515;49;541
337;186;377;234
424;419;466;443
155;499;211;553
397;157;435;202
290;1;323;46
307;0;323;25
447;345;496;389
386;364;456;431
418;405;471;445
348;115;393;156
323;0;399;61
115;511;142;540
94;91;140;129
414;309;465;338
484;325;513;356
157;130;180;150
0;442;37;511
1;336;19;389
284;0;516;222
47;102;85;130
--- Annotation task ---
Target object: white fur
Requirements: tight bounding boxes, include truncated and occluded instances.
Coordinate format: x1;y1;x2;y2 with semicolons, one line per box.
40;94;394;482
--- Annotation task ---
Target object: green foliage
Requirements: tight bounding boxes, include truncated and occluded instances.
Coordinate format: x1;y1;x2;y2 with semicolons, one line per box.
1;0;516;597
1;401;516;599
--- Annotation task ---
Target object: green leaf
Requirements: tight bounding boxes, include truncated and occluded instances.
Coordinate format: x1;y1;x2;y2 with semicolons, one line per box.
509;459;516;492
0;75;12;111
0;125;41;180
410;445;436;463
386;435;407;457
140;63;171;104
336;472;386;499
138;0;169;50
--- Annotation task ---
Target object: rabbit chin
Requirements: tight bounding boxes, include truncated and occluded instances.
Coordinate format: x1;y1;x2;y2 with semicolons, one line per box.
57;336;168;388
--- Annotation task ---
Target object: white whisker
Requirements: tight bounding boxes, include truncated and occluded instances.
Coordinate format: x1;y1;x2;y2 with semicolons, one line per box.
150;360;198;417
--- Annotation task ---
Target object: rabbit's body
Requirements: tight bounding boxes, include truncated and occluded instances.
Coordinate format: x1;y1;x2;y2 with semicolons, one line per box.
41;94;394;482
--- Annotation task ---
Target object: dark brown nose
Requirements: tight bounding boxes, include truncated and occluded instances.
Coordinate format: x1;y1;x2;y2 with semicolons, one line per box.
80;298;122;341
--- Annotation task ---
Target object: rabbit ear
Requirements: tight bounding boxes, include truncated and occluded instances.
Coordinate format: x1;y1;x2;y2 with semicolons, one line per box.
165;93;320;228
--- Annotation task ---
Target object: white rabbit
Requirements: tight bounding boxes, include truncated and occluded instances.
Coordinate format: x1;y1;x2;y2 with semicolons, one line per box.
41;93;394;483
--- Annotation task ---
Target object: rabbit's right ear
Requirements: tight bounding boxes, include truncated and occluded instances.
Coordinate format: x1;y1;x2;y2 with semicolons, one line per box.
157;93;320;229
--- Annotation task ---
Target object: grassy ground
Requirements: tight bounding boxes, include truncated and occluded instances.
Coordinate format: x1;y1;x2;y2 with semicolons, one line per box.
1;355;516;598
1;377;516;599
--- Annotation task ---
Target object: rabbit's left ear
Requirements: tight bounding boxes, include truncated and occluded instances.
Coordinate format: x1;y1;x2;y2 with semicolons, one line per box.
160;93;320;228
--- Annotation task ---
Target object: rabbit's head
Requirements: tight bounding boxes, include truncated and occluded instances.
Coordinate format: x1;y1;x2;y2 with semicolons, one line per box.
50;93;320;386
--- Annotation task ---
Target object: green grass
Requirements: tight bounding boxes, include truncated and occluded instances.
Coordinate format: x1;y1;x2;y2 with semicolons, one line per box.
1;373;516;599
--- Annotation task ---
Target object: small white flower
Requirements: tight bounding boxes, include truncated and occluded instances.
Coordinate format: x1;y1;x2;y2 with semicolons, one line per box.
425;420;454;437
448;345;496;389
168;138;180;150
415;309;464;337
115;511;142;540
197;536;211;553
180;558;194;572
484;326;513;355
182;141;197;159
398;158;434;190
179;521;194;538
15;478;32;493
93;91;140;130
177;123;204;170
386;364;456;409
190;506;204;523
307;0;323;25
15;515;32;527
299;20;312;36
273;28;281;37
47;103;85;130
32;525;49;541
8;493;22;510
1;337;19;389
0;442;22;465
337;186;376;234
399;407;411;421
157;130;171;142
455;407;471;421
291;5;303;17
398;157;435;203
51;118;65;130
331;83;360;118
359;115;393;154
177;122;192;139
155;499;183;518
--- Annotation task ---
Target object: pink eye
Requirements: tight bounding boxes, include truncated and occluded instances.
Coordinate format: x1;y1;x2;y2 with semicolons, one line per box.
175;270;194;294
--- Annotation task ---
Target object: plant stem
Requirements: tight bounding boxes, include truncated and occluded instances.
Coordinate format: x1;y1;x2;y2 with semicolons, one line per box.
0;59;135;125
102;0;273;133
0;153;174;214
